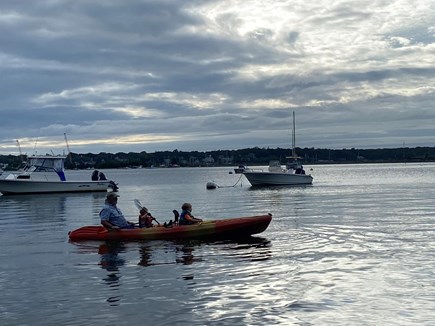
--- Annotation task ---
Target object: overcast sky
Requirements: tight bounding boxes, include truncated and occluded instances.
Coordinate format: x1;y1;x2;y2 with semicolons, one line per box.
1;0;434;156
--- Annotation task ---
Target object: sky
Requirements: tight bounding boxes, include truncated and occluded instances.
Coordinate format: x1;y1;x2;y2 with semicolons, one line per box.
0;0;434;156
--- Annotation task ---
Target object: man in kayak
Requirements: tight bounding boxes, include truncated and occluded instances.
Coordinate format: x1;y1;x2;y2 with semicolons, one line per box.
100;192;136;230
179;203;203;225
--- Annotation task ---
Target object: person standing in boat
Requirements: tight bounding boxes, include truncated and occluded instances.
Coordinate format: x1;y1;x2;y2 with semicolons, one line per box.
179;203;203;225
98;171;107;180
100;192;136;230
295;164;306;175
91;170;99;181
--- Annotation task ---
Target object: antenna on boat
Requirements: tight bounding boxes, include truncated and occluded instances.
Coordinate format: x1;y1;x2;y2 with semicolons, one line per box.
16;140;24;164
64;133;73;164
32;129;42;156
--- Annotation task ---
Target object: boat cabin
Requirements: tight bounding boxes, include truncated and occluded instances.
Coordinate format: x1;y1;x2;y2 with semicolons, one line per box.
4;155;67;182
268;160;285;173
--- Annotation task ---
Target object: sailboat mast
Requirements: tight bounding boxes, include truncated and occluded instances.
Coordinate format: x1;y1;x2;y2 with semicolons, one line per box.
292;111;296;157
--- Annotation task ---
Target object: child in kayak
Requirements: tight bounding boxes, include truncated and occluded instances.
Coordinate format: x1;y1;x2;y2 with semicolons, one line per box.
138;207;155;228
179;203;203;225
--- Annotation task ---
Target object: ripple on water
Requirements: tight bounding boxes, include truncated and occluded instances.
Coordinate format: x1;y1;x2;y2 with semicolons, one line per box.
2;165;435;325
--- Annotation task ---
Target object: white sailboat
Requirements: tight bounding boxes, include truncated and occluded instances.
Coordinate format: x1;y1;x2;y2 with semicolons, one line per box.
243;112;313;186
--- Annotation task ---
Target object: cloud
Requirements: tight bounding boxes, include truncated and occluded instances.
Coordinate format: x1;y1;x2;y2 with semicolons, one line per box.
0;0;434;155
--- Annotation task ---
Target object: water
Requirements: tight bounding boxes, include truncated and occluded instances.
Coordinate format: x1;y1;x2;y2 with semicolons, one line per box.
1;163;434;325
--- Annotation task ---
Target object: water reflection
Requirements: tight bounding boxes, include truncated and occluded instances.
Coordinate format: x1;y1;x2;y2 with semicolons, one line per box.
137;242;202;268
138;244;153;267
175;243;201;266
90;192;108;217
79;236;273;269
0;193;68;223
218;237;272;262
98;242;126;306
2;164;434;325
0;192;108;225
248;184;312;191
73;235;274;303
98;242;126;272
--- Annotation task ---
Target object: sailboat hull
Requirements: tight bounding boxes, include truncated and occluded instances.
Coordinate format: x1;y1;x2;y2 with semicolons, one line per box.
243;171;313;186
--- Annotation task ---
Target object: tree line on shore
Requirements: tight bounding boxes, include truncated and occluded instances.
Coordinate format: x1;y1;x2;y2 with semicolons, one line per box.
1;146;435;170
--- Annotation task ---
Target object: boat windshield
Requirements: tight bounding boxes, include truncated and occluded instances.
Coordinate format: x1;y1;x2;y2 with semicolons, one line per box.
25;156;65;173
26;165;57;173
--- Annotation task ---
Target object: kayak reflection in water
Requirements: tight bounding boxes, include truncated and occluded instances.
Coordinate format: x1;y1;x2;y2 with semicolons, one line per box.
98;242;126;272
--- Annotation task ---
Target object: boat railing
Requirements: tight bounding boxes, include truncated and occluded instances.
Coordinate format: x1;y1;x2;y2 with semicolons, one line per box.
243;167;270;173
246;168;264;172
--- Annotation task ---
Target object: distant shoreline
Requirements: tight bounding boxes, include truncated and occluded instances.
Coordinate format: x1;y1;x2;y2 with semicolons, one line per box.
2;146;435;170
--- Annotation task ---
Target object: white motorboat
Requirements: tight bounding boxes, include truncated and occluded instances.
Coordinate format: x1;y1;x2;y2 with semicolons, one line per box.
0;155;118;195
243;112;313;186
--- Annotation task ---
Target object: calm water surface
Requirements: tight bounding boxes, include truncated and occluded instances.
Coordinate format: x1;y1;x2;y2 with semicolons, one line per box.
1;163;434;325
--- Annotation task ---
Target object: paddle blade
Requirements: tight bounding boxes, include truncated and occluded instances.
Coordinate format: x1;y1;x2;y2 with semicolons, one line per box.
134;199;143;211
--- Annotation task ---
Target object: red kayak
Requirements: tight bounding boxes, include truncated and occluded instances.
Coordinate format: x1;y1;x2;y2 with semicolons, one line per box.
69;214;272;241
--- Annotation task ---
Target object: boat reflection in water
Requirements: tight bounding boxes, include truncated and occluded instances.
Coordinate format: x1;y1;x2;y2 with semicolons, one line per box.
0;192;107;225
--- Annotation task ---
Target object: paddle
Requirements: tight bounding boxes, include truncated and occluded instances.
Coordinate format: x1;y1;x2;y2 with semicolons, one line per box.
134;199;161;225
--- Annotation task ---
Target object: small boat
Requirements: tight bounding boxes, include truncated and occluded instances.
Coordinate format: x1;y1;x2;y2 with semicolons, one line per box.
69;214;272;241
234;165;247;174
0;155;118;195
243;111;313;186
